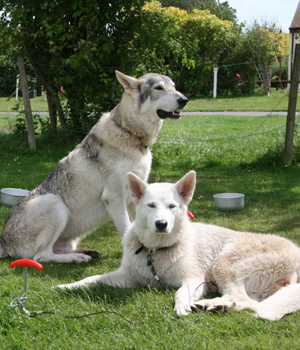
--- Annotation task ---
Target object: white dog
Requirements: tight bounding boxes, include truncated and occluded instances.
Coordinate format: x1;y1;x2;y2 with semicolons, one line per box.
0;71;188;263
55;171;300;321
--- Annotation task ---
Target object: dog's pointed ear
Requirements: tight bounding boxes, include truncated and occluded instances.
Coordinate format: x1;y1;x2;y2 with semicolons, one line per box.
175;171;196;205
127;172;148;205
115;71;139;91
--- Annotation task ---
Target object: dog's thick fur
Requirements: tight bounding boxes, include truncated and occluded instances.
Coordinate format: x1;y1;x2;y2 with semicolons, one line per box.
0;71;188;263
55;171;300;321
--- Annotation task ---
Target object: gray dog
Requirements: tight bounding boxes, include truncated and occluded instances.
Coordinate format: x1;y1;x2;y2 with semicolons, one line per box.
0;71;188;263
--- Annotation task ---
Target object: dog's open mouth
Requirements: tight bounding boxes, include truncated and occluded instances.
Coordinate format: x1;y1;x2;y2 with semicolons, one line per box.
157;109;181;119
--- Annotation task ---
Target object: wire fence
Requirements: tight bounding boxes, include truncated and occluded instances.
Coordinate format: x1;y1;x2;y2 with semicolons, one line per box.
0;95;298;146
2;90;296;142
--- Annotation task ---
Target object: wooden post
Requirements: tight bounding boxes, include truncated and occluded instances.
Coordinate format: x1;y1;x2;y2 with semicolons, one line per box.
283;44;300;166
17;55;36;150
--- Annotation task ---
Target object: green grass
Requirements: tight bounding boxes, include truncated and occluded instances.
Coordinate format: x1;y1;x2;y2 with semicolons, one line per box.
0;96;49;113
186;89;300;112
0;114;17;133
1;104;300;348
152;115;300;235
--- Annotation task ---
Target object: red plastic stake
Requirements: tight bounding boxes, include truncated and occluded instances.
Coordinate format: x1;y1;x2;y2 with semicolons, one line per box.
10;259;43;270
10;259;43;309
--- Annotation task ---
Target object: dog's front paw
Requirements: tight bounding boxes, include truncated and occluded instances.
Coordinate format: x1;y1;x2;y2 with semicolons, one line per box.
191;299;234;314
192;302;227;313
52;275;101;290
206;304;229;313
52;284;68;290
191;302;206;312
70;253;92;264
52;281;84;290
73;249;101;259
174;301;192;317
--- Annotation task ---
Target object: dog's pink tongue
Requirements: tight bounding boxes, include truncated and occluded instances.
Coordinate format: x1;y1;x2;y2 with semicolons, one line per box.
187;210;194;219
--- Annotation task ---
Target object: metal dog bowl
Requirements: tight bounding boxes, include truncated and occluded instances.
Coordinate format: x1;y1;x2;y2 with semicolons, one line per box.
213;193;245;211
1;188;29;207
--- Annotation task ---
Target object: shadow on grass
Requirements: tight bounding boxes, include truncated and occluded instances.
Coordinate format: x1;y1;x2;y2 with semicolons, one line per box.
0;129;82;153
0;132;83;193
272;216;300;236
56;283;151;307
53;279;221;310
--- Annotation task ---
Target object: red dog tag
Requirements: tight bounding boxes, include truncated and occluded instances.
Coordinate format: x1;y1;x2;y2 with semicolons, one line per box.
187;210;195;220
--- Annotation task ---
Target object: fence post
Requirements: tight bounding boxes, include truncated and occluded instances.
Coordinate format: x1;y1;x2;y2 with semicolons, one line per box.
16;75;19;101
283;44;300;166
213;68;218;98
17;55;36;150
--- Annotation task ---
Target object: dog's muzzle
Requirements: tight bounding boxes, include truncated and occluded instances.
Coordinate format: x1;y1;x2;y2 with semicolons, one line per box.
157;96;188;119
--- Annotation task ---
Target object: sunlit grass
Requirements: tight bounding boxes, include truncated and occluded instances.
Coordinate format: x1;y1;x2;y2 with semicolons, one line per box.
186;89;300;112
0;96;49;112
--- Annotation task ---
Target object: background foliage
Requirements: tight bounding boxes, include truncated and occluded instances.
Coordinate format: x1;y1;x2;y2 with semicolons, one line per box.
0;0;283;133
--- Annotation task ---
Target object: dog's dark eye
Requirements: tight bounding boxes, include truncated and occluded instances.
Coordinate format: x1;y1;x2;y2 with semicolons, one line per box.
168;204;176;209
148;203;156;208
154;86;163;90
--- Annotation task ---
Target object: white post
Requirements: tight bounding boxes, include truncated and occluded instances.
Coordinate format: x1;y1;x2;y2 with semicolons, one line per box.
33;78;37;98
213;68;218;98
16;75;19;101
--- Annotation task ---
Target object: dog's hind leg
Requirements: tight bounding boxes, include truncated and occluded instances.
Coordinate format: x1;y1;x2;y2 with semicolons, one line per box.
34;232;93;264
53;239;101;259
255;284;300;321
36;249;92;264
15;194;92;264
192;259;260;314
192;292;259;314
35;235;93;263
32;208;92;264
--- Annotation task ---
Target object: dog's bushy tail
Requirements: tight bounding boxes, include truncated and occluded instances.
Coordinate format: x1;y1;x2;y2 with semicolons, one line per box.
255;284;300;321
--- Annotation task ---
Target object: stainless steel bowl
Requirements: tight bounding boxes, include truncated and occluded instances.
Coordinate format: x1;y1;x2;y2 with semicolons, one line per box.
1;188;30;207
213;193;245;211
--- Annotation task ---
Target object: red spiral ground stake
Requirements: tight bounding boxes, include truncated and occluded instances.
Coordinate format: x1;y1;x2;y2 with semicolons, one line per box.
10;259;43;313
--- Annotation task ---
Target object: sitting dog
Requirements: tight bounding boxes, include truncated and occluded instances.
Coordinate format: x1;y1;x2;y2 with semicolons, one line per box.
0;71;188;263
55;171;300;321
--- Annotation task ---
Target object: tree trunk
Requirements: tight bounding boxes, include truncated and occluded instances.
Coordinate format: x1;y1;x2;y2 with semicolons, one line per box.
17;55;36;150
46;91;57;133
23;41;67;130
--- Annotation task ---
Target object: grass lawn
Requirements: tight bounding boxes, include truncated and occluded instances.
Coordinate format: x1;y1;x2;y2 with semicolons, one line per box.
1;107;300;349
0;96;49;113
186;89;300;112
0;114;16;133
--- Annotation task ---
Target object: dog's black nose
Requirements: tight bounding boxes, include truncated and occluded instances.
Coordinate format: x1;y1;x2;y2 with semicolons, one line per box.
155;220;168;231
177;96;188;108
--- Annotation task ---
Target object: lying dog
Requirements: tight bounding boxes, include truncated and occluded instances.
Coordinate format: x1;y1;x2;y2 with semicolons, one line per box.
55;171;300;321
0;71;188;263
